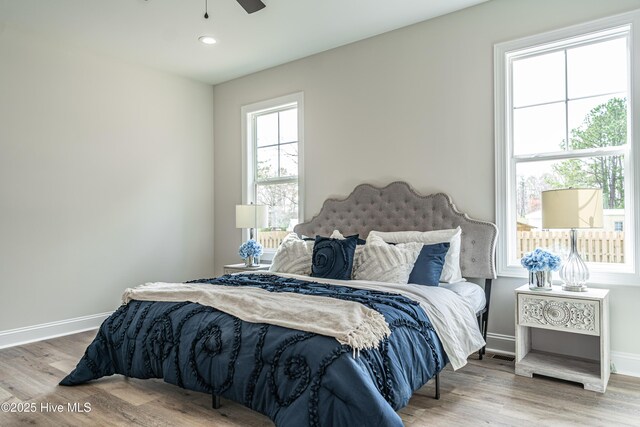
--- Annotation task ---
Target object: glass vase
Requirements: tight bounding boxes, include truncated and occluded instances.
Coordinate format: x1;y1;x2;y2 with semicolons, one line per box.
560;229;589;292
529;270;552;291
244;256;254;267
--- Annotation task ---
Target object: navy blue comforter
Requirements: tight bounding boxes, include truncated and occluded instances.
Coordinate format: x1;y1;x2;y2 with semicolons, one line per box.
61;274;447;426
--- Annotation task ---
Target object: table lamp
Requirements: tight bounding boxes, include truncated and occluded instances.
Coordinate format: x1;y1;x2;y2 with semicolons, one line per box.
541;188;603;292
235;203;269;240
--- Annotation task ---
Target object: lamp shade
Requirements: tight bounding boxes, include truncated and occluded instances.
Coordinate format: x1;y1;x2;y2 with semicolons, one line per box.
542;188;603;229
235;204;269;229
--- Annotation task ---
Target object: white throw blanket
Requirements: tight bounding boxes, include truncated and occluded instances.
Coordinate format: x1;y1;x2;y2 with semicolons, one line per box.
256;272;486;370
122;282;390;354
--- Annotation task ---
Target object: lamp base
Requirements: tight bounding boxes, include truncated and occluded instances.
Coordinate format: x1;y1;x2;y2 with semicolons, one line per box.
560;229;590;292
561;283;588;292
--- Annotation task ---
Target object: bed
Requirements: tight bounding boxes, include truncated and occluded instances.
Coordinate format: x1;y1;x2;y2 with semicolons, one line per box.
293;182;497;359
60;181;497;427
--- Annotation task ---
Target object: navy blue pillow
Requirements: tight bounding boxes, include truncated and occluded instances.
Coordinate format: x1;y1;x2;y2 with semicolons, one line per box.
311;235;358;280
342;234;366;245
408;242;450;286
305;235;365;245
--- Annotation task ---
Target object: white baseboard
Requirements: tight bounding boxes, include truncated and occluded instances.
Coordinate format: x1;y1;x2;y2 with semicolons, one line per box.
484;332;640;378
486;332;516;355
0;312;112;350
611;351;640;378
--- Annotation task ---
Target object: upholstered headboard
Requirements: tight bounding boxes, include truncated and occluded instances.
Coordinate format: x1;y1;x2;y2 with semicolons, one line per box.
293;181;498;279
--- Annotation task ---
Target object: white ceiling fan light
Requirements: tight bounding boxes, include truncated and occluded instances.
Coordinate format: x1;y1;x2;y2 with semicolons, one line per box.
198;35;217;45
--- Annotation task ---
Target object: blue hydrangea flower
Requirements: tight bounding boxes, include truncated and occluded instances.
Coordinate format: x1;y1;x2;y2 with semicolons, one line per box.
520;248;561;272
239;239;263;259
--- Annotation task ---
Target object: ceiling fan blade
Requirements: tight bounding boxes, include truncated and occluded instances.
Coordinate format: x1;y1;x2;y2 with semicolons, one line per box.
236;0;266;14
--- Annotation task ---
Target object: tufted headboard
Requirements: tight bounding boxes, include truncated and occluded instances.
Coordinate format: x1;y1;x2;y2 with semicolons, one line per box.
293;181;498;279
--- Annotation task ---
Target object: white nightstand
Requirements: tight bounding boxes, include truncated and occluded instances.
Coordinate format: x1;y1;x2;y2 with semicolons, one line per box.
515;284;610;393
223;263;270;274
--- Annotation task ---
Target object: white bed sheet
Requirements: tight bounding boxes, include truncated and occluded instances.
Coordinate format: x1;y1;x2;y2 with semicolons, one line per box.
440;281;486;314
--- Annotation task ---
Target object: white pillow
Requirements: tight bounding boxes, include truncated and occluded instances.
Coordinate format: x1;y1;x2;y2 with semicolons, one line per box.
368;227;463;283
329;230;346;239
269;233;314;275
353;234;422;284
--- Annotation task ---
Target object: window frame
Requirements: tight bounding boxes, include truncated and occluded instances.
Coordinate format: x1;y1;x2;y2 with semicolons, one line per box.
494;11;640;284
241;92;304;255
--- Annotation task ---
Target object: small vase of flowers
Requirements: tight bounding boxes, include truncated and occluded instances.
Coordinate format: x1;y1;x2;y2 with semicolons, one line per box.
239;239;263;267
521;248;561;291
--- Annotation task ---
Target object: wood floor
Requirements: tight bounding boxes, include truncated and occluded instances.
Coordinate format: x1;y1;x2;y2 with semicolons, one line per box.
1;331;639;426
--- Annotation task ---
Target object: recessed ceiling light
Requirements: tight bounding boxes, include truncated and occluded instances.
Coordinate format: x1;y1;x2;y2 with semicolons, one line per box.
198;36;217;45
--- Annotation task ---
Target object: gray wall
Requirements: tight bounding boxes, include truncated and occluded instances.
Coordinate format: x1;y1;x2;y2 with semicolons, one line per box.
213;0;640;358
0;25;215;331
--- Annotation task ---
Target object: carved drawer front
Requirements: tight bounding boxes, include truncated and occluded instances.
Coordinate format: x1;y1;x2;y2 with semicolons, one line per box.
517;294;600;336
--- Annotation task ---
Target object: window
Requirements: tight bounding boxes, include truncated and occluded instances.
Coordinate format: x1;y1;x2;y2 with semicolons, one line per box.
242;93;304;253
495;12;640;283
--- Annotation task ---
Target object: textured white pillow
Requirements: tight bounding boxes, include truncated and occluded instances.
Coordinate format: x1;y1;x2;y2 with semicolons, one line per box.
353;234;422;284
368;227;463;283
269;233;314;275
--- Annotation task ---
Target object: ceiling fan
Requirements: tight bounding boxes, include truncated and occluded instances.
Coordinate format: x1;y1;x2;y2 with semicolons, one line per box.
236;0;266;14
201;0;265;18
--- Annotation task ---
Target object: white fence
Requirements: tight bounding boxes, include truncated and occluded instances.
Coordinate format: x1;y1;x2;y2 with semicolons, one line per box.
257;230;289;250
260;229;625;264
517;230;624;263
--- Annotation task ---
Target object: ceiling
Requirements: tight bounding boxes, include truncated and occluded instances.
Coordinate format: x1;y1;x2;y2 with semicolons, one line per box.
0;0;487;85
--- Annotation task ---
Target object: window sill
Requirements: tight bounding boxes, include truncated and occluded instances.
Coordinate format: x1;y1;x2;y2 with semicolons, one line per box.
498;264;639;286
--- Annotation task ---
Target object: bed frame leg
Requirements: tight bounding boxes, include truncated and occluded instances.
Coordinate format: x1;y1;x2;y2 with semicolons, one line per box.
434;373;440;400
212;394;220;409
477;314;484;360
479;278;492;361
